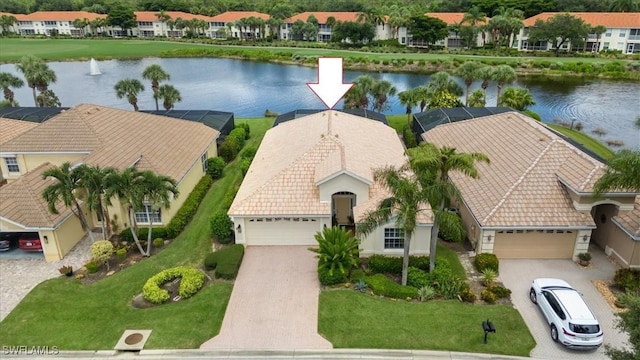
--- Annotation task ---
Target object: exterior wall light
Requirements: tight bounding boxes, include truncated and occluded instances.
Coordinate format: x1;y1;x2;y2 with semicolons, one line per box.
43;235;48;244
236;224;242;234
486;235;492;242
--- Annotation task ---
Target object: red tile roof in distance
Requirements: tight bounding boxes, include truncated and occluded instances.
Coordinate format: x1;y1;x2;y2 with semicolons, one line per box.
134;11;212;22
285;12;359;23
16;11;106;21
523;12;640;27
425;12;489;25
211;11;270;22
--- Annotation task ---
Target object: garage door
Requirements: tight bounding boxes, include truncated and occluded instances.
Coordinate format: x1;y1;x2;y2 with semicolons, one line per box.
245;218;322;246
492;230;575;259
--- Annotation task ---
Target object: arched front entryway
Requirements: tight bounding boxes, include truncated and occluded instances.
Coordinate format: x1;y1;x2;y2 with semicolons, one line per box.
590;203;619;249
332;191;356;227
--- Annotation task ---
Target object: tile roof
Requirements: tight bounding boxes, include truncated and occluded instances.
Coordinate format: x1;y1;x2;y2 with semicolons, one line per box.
15;11;106;22
229;111;408;217
285;12;359;24
0;104;220;182
614;196;640;240
0;118;38;145
523;12;640;28
0;163;73;228
211;11;270;22
425;12;489;25
134;11;212;22
422;112;601;228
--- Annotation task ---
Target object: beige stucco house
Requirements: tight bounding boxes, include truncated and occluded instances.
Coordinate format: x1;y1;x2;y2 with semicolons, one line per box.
229;110;432;255
0;104;220;261
421;111;638;263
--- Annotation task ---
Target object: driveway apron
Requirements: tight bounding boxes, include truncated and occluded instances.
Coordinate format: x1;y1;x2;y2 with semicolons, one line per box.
499;249;628;360
200;246;332;349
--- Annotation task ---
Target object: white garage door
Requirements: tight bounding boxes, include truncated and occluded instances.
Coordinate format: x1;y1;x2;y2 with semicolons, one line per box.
493;230;576;259
245;218;322;246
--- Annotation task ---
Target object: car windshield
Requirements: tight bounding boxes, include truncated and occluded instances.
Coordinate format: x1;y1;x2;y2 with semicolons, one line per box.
569;323;600;334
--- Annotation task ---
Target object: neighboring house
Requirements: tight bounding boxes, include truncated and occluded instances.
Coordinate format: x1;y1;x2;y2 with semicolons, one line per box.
515;12;640;53
13;11;106;36
0;12;20;34
418;110;637;261
229;110;432;255
133;11;213;38
0;104;221;261
419;12;490;48
610;197;640;267
0;118;37;184
282;12;396;43
209;11;270;39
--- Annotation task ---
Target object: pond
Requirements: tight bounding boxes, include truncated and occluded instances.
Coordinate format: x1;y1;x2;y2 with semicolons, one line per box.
1;57;638;149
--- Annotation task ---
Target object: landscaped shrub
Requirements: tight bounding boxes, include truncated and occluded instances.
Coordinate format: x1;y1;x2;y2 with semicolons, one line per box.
319;267;347;285
418;285;437;301
365;274;419;299
153;238;164;248
116;248;127;261
489;285;512;299
240;158;252;176
367;255;430;274
211;211;234;244
142;266;205;304
474;253;499;273
85;260;99;273
438;276;466;299
459;287;477;303
91;240;114;269
119;227;167;243
206;157;226;179
350;269;366;281
407;266;429;288
402;125;417;148
409;256;430;271
236;122;250;139
241;146;258;160
204;252;218;270
228;127;246;149
165;175;213;238
311;227;360;281
481;268;497;286
614;268;640;292
481;289;497;304
218;136;239;163
213;244;245;279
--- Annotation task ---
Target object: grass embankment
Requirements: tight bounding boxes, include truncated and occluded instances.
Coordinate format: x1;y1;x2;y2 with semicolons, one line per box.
319;290;535;356
0;118;273;349
1;38;637;79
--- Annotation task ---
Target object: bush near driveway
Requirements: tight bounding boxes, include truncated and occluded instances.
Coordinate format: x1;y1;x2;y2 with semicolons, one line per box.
474;253;499;273
204;244;245;280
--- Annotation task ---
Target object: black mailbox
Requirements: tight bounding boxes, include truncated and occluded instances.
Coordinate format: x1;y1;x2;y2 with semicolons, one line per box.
482;319;496;344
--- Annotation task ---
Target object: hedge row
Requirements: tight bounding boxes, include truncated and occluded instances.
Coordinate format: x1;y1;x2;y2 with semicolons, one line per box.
142;266;205;304
365;274;419;299
367;254;430;274
204;244;245;280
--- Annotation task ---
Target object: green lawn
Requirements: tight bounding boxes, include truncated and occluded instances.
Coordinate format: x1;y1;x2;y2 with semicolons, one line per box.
436;243;467;280
0;117;274;349
319;290;535;356
549;125;615;160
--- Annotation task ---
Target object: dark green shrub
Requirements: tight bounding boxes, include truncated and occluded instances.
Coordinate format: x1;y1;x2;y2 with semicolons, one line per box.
219;136;239;163
403;125;417;148
522;109;542;121
237;122;250;139
116;248;127;261
474;253;499;273
228;127;246;149
481;289;497;304
241;146;258;160
319;267;348;285
367;255;430;274
142;266;205;304
221;185;239;211
211;211;234;244
119;227;167;243
240;158;252;176
165;175;213;238
207;157;226;179
489;285;512;299
153;238;164;248
439;276;466;299
204;252;218;270
614;268;640;292
460;287;477;303
311;227;360;281
350;269;366;281
214;244;245;279
85;261;100;274
409;256;430;271
407;266;429;288
365;274;418;299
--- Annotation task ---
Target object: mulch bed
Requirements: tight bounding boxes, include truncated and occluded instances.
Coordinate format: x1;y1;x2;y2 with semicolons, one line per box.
592;280;627;312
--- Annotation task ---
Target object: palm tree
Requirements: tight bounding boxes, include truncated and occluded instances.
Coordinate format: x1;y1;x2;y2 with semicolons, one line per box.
492;64;517;106
266;17;284;39
426;72;463;98
462;6;486;26
344;75;376;109
591;25;607;52
16;55;56;107
454;61;485;106
414;86;430;112
42;162;95;242
114;78;144;111
137;170;178;256
498;87;535;110
609;0;639;11
72;18;89;36
0;14;18;34
593;150;640;196
142;64;170;111
155;10;171;36
407;143;490;271
76;165;118;240
398;88;419;124
478;66;494;104
371;79;397;112
357;166;430;285
105;167;146;254
468;89;485;107
0;72;24;106
155;84;182;110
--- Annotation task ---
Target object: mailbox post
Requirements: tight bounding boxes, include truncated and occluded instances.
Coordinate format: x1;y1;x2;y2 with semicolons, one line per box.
482;319;496;344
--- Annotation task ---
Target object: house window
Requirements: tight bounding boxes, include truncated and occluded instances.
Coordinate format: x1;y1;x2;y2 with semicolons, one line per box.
384;228;404;249
201;153;208;172
134;205;162;224
619;30;626;37
603;42;610;50
605;31;612;37
4;157;19;172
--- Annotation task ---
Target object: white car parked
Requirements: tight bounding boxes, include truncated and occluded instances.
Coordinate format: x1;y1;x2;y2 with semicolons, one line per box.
529;278;603;350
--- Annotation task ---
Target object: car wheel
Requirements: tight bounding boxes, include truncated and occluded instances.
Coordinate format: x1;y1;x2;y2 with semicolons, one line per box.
550;325;559;342
529;288;537;303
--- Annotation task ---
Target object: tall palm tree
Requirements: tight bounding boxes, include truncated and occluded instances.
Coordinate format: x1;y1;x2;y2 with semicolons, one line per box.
478;66;494;104
462;6;486;26
468;89;485;107
137;170;178;256
42;162;95;242
398;88;419;124
426;72;463;98
142;64;170;111
371;79;397;112
454;61;485;106
492;64;517;106
0;72;24;106
498;87;535;110
114;78;144;111
155;84;182;110
357;166;430;285
0;14;18;34
72;18;89;36
344;75;376;109
105;167;145;254
16;55;56;107
593;150;640;196
407;143;490;271
155;10;171;36
591;25;607;52
414;86;430;112
76;165;118;240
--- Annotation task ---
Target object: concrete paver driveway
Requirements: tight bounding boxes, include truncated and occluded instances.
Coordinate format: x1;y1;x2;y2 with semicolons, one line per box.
201;246;332;349
500;249;628;360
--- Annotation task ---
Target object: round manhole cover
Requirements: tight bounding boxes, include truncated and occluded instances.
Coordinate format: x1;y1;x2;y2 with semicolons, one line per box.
124;333;144;345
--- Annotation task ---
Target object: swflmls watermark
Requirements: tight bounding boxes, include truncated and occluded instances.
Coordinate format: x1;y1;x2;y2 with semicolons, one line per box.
3;346;59;356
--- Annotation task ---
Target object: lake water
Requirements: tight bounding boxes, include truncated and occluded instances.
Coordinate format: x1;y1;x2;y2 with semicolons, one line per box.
1;57;638;149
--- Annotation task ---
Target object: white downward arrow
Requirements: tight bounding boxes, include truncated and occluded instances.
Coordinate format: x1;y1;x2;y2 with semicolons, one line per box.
307;57;353;109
